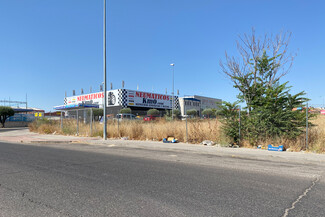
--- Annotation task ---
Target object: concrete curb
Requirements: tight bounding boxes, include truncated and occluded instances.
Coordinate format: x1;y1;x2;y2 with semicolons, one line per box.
26;140;73;144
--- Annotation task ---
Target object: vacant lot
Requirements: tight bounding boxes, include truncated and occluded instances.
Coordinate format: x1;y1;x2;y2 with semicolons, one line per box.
29;115;325;153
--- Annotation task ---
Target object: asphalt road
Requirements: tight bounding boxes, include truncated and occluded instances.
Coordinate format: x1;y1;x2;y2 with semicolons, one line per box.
0;141;324;217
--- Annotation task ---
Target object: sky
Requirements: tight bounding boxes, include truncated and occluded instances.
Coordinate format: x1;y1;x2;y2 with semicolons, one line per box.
1;0;325;111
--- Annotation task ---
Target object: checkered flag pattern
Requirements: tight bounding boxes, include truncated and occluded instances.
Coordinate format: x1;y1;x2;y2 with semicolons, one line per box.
64;98;67;105
118;89;128;107
174;96;179;109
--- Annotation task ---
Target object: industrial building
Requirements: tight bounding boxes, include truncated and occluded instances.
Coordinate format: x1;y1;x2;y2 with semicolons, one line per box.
56;89;179;117
178;95;222;117
56;88;221;119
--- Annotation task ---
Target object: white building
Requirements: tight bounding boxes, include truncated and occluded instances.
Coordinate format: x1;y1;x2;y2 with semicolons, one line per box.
57;89;179;117
179;95;221;117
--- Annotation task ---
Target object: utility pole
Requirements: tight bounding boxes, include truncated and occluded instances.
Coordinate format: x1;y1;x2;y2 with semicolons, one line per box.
103;0;107;140
238;105;241;146
170;63;175;120
306;102;308;150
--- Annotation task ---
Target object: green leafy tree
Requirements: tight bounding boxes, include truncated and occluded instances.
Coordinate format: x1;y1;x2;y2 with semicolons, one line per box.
220;29;295;112
0;106;15;128
219;44;310;146
218;102;241;143
147;109;160;116
164;109;181;120
90;108;103;121
173;110;181;119
202;108;214;118
120;108;131;114
186;109;198;117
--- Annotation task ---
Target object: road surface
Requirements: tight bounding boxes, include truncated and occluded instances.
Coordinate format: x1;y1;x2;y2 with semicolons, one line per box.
0;137;324;216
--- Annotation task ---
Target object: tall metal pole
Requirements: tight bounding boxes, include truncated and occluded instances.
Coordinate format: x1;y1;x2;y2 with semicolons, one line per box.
90;108;93;136
60;111;63;131
238;105;241;146
171;63;175;120
306;102;308;150
76;110;79;136
117;114;120;137
103;0;107;140
186;116;188;143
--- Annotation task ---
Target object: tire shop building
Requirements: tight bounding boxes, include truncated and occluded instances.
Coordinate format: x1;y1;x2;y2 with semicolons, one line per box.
59;89;179;118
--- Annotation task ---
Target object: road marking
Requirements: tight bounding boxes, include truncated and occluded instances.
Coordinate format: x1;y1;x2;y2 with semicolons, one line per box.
282;176;320;217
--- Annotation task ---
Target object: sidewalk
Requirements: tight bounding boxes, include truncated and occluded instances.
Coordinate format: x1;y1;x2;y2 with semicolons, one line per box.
0;127;100;144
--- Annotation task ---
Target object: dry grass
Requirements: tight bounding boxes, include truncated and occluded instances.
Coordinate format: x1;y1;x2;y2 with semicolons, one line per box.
29;116;325;153
106;118;224;143
29;118;225;144
239;115;325;153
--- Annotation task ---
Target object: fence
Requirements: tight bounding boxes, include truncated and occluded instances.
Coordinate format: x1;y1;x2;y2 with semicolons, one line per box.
8;114;35;122
39;110;223;144
30;105;325;152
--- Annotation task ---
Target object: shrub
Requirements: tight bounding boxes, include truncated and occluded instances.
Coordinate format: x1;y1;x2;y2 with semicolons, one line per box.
0;106;15;128
147;109;159;116
186;109;198;117
120;108;131;114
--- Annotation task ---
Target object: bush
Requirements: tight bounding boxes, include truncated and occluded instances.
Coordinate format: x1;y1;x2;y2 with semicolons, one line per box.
186;109;198;117
147;109;159;116
202;108;215;118
164;109;181;120
0;106;15;128
89;108;103;121
120;108;131;114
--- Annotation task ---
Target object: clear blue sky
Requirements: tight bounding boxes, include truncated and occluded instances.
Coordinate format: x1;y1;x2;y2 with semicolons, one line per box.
1;0;324;111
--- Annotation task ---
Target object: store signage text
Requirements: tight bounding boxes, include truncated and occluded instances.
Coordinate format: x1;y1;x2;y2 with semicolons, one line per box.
77;93;104;102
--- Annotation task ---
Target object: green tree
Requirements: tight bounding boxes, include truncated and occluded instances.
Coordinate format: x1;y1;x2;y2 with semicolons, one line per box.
173;110;181;119
219;46;310;145
164;109;181;120
186;109;198;117
218;102;241;143
202;108;214;118
147;109;159;116
120;108;131;114
220;29;295;112
0;106;15;128
91;108;103;121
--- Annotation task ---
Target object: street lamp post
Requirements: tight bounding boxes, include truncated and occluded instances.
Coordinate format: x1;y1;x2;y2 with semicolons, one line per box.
103;0;107;140
170;63;175;120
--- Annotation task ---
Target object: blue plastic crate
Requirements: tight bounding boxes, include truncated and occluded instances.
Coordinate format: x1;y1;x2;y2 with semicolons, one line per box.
268;144;284;151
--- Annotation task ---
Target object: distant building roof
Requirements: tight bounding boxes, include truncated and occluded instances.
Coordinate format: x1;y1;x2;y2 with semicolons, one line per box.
182;98;201;102
11;107;44;113
54;103;99;110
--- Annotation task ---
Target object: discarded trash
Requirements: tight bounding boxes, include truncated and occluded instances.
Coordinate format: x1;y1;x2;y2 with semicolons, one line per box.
268;144;284;151
163;136;178;143
201;140;215;146
229;143;239;148
122;137;129;140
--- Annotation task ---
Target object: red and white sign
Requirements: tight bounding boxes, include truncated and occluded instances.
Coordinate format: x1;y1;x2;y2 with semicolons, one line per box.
321;110;325;115
65;89;174;109
65;90;119;107
127;90;172;109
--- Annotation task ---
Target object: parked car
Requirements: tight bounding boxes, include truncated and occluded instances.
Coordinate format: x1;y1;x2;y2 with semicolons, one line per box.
115;113;137;121
143;115;158;121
